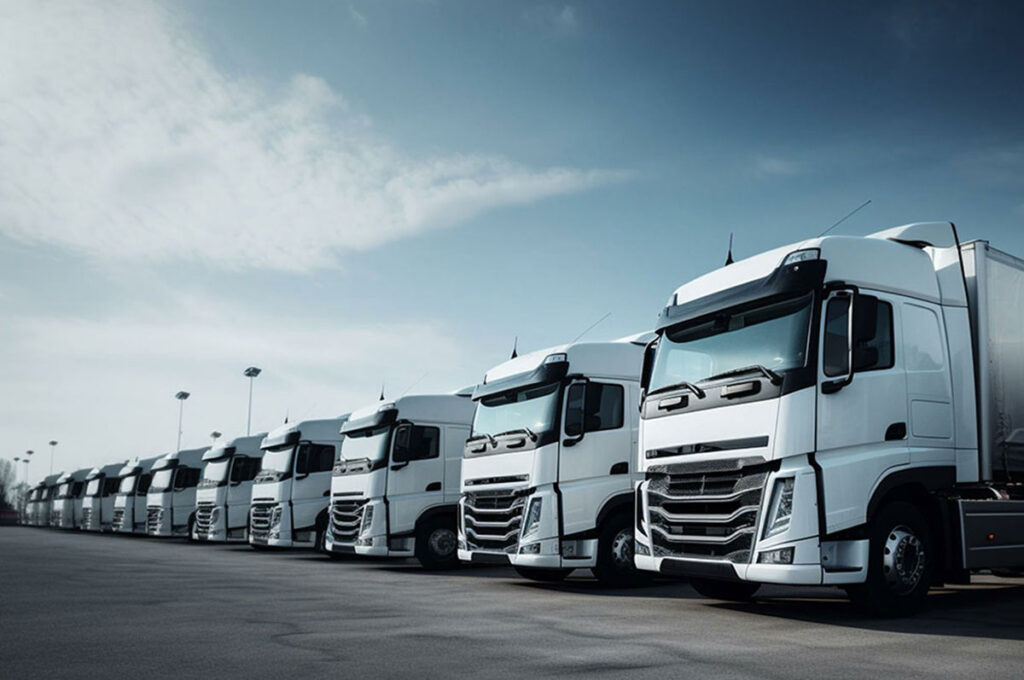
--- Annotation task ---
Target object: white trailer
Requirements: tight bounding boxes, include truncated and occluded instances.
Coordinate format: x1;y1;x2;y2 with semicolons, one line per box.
51;468;91;529
458;338;649;585
112;457;161;534
81;463;128;532
248;417;347;549
146;447;208;537
193;433;267;542
635;222;1024;615
324;391;475;568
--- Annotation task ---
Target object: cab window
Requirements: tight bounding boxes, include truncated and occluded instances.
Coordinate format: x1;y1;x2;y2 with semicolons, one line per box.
392;425;440;463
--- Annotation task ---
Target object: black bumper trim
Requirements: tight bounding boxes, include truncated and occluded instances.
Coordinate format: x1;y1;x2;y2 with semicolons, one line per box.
658;558;741;581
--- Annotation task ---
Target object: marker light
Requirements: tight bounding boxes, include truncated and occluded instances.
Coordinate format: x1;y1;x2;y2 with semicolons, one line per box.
377;402;396;412
543;353;568;364
782;248;821;267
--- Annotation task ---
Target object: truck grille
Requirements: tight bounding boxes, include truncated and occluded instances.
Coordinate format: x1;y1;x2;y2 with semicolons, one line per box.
51;509;62;528
646;458;773;564
329;498;367;545
195;503;214;538
463;489;527;554
112;508;126;532
146;506;162;534
82;507;94;530
249;503;275;543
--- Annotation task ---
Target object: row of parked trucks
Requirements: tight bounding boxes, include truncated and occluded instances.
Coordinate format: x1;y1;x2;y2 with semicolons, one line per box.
19;222;1024;616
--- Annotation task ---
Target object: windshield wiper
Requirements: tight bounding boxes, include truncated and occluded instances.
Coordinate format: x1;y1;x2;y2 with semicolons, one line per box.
496;428;538;442
647;381;706;399
703;364;783;385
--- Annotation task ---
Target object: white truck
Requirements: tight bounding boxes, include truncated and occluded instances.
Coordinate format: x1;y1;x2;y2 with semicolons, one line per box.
193;433;266;542
82;463;128;532
26;475;59;527
146;447;208;537
458;339;648;585
50;468;91;529
324;391;475;568
248;417;347;549
634;222;1024;616
112;456;161;534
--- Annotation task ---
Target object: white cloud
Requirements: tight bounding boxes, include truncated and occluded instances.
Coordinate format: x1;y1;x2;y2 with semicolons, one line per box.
0;1;618;271
524;4;580;36
752;156;802;178
349;4;368;29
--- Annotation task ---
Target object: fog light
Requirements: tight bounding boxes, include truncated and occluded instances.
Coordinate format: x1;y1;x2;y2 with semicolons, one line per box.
519;542;541;554
635;541;651;556
757;547;794;564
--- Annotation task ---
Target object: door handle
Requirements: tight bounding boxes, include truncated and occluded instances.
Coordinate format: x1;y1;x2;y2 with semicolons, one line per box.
425;482;441;492
885;422;907;441
609;462;628;475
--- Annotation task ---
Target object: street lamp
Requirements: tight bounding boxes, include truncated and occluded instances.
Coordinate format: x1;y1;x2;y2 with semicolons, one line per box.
210;431;222;443
48;441;57;475
175;391;190;451
244;366;262;435
25;450;33;486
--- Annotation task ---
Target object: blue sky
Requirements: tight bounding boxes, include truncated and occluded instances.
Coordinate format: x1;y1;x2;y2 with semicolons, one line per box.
2;0;1023;483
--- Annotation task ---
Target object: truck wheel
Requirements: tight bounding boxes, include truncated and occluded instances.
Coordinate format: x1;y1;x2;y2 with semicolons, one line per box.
592;513;651;587
848;501;932;617
513;566;573;582
416;517;459;570
690;578;761;602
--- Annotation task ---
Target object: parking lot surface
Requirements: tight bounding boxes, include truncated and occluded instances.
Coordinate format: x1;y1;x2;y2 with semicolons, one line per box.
2;528;1024;679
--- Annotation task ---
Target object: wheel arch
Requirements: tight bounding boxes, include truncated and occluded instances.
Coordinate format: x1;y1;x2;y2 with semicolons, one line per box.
596;492;634;530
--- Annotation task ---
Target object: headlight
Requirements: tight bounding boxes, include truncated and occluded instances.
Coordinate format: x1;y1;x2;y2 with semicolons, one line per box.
210;507;221;522
269;506;282;529
359;503;374;536
521;498;542;538
763;478;794;539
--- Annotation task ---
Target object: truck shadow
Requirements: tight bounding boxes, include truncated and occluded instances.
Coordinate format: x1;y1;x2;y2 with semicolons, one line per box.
510;577;703;599
714;582;1024;641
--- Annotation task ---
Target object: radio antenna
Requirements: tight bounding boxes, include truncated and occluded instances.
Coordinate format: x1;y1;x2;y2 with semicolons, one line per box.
572;312;612;343
401;372;429;397
379;382;385;401
510;336;518;359
818;199;872;238
725;232;735;266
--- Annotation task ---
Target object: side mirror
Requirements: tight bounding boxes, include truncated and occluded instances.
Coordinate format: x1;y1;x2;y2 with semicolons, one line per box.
390;461;409;471
391;424;412;464
564;383;585;439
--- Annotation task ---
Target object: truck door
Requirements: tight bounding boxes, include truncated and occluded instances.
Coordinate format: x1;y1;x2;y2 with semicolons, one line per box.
387;423;444;536
816;290;908;533
560;379;631;537
172;467;199;529
291;442;335;533
227;456;259;530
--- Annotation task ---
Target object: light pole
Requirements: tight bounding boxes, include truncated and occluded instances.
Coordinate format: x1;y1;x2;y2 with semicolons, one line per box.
175;391;190;450
25;450;33;486
48;441;57;475
244;366;261;435
210;431;222;444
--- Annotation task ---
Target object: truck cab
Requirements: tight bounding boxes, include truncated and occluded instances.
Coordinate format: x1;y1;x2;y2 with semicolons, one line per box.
36;474;60;527
193;433;267;542
51;468;91;529
146;447;208;537
324;391;475;568
81;463;127;532
458;339;648;585
634;222;1024;615
26;479;56;527
112;457;160;534
248;417;347;549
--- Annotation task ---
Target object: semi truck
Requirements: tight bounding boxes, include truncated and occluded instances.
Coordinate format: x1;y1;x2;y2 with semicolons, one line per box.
50;468;91;529
634;222;1024;616
146;447;208;537
112;456;161;534
82;463;128;532
25;476;59;527
193;433;267;542
248;417;347;549
324;391;475;568
458;338;649;585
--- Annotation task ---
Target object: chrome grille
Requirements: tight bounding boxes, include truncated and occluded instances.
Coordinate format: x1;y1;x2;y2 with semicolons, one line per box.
195;503;214;538
146;506;162;534
646;458;772;563
462;489;526;554
112;508;126;532
329;498;367;546
82;507;94;530
249;503;274;543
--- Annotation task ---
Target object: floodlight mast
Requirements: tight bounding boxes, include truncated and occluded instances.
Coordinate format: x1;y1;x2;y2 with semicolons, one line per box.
244;367;262;435
175;391;190;450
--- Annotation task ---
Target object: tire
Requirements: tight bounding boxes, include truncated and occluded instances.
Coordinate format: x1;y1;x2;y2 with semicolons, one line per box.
514;566;573;582
187;515;196;542
690;578;761;602
847;501;932;617
591;512;651;587
415;516;460;570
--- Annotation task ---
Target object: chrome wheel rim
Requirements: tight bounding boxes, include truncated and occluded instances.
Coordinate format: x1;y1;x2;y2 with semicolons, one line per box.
611;528;634;570
430;528;457;557
883;524;925;595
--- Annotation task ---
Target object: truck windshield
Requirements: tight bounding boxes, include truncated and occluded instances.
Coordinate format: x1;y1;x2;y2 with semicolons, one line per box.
56;483;71;498
261;445;295;473
85;479;101;496
342;426;390;466
149;468;174;492
118;474;138;494
201;458;230;487
650;293;813;392
472;382;560;440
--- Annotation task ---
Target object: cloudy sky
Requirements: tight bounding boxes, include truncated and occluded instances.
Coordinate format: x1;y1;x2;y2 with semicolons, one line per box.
3;0;1023;484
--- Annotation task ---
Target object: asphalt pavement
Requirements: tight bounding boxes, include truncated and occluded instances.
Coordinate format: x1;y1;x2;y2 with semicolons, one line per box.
2;527;1023;679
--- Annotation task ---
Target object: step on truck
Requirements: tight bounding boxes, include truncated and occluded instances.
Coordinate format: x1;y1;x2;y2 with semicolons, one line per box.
51;468;91;529
248;417;348;549
112;457;161;534
458;338;649;585
634;222;1024;616
82;463;128;532
324;391;475;568
193;433;267;542
146;447;208;537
